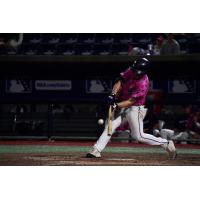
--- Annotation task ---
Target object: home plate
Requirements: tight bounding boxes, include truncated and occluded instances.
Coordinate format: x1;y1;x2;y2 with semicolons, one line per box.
107;158;137;161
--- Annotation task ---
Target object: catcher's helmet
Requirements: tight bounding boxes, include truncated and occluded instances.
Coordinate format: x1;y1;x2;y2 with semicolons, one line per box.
132;57;150;75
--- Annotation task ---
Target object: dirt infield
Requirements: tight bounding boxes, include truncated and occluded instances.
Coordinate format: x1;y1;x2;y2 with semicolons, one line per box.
1;152;200;166
0;141;200;166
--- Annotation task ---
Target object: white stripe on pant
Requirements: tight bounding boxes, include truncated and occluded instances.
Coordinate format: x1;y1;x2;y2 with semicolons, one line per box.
94;106;168;152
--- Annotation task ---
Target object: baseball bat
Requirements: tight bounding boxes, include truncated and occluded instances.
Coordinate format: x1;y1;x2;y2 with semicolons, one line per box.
108;105;112;136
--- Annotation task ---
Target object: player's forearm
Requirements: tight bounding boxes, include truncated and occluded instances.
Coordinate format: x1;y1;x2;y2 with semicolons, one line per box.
112;80;122;95
117;99;135;109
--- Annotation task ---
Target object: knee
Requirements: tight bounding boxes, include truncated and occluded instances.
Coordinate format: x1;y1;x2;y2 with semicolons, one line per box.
182;132;189;139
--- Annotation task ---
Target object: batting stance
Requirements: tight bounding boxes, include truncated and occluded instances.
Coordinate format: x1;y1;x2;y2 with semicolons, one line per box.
86;57;177;159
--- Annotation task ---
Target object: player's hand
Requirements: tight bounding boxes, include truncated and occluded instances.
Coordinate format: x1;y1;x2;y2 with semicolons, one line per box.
111;102;118;111
107;93;116;106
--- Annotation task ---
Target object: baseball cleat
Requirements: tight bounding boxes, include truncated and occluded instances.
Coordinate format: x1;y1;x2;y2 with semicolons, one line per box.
165;140;177;159
86;148;101;158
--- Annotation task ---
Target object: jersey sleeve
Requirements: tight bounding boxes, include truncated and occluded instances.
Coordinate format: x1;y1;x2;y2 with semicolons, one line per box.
120;67;132;83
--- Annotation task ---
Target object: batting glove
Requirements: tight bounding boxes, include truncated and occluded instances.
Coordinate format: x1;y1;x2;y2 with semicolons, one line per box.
107;93;116;106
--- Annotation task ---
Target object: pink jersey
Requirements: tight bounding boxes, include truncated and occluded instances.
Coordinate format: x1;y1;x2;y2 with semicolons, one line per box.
186;114;200;132
118;67;149;106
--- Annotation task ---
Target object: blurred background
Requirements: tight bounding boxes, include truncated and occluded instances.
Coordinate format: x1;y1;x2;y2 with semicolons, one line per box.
0;33;200;143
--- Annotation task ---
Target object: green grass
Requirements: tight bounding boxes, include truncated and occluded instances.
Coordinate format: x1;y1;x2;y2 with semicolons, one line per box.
0;145;199;155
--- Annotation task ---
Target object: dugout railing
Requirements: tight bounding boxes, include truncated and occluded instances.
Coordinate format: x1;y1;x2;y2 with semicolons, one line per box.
0;101;200;145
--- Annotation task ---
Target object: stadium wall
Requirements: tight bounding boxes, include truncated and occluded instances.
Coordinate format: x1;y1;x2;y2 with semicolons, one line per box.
0;55;199;139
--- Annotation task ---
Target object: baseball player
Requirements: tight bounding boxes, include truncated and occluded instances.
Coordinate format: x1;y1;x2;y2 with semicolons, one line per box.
86;57;177;159
156;106;200;142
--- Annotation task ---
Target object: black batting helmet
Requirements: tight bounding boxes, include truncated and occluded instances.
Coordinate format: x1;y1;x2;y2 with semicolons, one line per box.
132;57;150;75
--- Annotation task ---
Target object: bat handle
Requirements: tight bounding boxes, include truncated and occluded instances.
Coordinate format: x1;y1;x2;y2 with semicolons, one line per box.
108;106;112;136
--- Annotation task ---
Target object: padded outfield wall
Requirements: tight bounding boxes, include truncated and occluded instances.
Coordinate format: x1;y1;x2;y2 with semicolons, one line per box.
0;54;199;103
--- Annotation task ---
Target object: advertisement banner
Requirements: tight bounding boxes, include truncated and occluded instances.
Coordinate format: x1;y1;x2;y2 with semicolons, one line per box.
35;80;72;91
85;79;112;93
168;77;196;94
6;79;32;93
